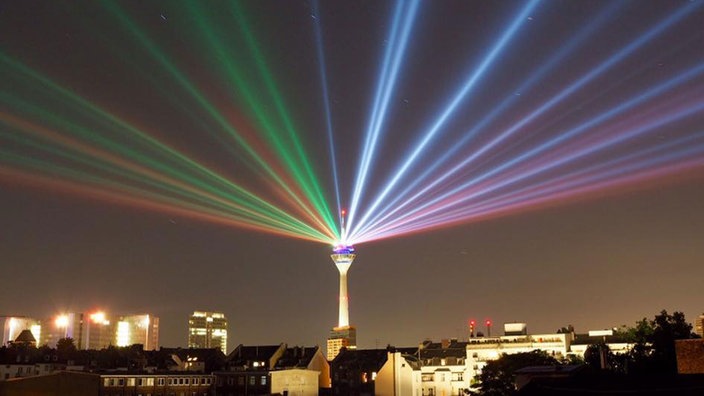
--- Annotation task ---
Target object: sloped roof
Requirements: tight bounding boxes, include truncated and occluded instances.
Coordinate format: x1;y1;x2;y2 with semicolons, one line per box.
14;329;36;344
332;348;389;371
419;340;468;359
274;346;319;369
227;344;283;365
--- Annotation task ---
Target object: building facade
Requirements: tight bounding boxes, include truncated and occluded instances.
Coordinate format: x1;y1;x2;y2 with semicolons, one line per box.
1;316;41;347
188;311;227;354
116;314;159;350
327;326;357;361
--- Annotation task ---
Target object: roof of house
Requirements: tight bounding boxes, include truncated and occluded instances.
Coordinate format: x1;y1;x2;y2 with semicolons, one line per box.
419;340;468;359
14;329;37;344
331;348;389;371
274;346;319;369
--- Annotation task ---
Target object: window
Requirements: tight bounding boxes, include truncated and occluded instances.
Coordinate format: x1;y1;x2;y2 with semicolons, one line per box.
118;378;125;386
158;378;165;386
249;376;255;386
260;376;266;385
193;378;199;385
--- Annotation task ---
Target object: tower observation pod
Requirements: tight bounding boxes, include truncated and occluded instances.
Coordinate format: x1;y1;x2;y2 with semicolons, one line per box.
331;244;356;328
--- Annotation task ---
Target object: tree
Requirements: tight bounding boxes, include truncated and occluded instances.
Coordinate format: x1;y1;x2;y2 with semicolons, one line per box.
56;337;77;361
584;343;609;369
649;310;694;373
473;350;559;396
602;310;696;374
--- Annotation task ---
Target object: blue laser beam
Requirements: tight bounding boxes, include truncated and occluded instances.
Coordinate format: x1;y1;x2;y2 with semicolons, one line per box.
346;0;421;241
352;1;625;239
354;65;704;243
348;0;542;241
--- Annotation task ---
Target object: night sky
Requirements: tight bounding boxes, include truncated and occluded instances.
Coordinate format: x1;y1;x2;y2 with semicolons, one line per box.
1;0;703;352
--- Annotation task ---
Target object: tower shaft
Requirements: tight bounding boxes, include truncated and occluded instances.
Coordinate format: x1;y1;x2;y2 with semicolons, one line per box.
331;251;355;328
337;266;350;327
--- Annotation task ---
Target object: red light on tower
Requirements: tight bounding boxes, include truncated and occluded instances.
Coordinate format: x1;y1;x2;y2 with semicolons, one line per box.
486;319;492;337
469;319;476;338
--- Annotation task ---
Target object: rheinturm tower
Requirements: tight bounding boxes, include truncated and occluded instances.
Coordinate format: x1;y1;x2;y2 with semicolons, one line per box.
327;244;357;360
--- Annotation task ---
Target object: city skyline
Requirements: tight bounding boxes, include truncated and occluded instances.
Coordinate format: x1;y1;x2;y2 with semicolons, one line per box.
1;0;703;351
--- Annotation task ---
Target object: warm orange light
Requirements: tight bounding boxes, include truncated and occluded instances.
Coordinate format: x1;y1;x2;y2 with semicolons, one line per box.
90;311;106;324
55;314;69;328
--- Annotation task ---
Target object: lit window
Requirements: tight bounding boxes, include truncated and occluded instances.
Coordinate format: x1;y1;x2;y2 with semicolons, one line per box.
260;376;266;385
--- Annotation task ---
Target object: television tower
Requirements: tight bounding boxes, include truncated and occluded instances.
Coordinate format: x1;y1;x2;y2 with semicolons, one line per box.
331;244;356;327
326;211;358;360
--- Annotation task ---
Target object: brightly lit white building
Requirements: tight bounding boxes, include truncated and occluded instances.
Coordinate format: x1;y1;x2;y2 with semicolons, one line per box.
569;329;634;358
1;317;41;347
466;323;572;383
116;314;159;350
188;311;227;354
376;351;422;396
417;339;471;396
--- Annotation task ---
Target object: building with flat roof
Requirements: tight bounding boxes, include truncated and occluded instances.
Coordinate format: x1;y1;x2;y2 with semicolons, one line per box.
188;311;227;354
116;314;159;350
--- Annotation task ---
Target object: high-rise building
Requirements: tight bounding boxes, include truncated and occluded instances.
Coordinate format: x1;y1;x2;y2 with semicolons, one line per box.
695;313;704;338
188;311;228;353
41;313;83;348
1;316;41;347
82;311;115;350
116;314;159;350
327;244;357;360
